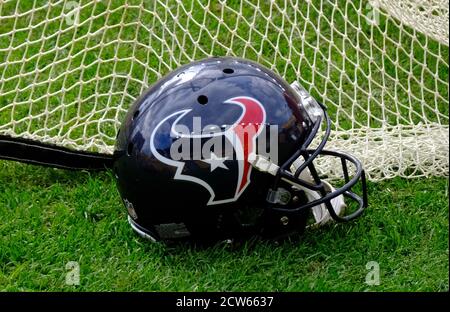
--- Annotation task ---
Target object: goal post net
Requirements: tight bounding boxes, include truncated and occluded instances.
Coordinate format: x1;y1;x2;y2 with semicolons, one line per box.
0;0;448;180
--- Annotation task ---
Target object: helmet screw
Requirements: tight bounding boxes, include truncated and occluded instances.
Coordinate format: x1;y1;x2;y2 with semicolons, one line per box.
280;216;289;226
292;196;299;203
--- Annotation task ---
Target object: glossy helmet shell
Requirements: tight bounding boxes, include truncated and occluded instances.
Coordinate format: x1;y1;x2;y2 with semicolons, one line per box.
113;57;316;243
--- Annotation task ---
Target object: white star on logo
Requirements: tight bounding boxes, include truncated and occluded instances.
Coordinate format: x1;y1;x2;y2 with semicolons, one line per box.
201;152;229;172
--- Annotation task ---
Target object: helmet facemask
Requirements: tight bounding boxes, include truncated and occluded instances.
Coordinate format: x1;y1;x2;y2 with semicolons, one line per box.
249;82;368;230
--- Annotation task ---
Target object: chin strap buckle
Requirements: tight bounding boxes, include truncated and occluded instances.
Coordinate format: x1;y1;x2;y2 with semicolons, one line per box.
266;188;291;205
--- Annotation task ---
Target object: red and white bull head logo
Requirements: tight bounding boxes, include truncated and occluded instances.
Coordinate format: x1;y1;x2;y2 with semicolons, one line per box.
150;96;278;205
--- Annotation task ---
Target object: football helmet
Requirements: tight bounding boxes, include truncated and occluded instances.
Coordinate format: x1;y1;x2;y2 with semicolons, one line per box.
113;57;367;243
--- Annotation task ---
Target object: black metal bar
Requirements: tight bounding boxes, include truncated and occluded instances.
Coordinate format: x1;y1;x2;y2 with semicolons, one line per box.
279;167;324;191
342;157;350;183
293;112;331;178
0;135;113;170
361;169;368;208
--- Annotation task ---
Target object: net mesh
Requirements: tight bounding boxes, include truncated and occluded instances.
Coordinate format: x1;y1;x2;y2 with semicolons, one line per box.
0;0;448;181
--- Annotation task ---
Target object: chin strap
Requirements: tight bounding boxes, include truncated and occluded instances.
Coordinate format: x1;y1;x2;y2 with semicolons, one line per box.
249;153;346;226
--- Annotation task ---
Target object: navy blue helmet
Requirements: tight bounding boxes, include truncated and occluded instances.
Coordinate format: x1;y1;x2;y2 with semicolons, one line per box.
113;57;367;243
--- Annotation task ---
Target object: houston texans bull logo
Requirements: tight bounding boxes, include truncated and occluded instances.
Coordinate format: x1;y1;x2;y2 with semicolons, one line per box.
150;96;267;205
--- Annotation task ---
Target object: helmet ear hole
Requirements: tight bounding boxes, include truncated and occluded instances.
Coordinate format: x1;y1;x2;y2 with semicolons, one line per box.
197;95;208;105
223;68;234;74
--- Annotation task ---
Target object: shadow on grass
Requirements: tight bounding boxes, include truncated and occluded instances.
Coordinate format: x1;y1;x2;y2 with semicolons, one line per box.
0;160;113;189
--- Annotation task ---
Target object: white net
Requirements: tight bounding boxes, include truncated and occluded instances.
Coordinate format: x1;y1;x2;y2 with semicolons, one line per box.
0;0;448;181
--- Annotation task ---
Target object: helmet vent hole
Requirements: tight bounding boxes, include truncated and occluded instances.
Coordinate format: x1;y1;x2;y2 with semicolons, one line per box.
127;142;134;156
223;68;234;74
197;95;208;105
132;110;139;120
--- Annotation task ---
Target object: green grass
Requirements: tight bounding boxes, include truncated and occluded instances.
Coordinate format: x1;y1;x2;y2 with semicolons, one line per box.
0;160;447;291
0;0;448;292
